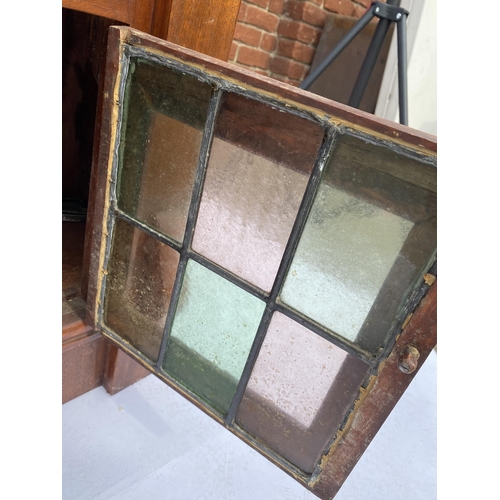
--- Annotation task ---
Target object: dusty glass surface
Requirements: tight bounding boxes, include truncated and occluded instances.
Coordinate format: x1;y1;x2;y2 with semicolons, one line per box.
236;312;369;473
116;58;212;242
192;93;324;292
103;218;180;361
163;259;266;414
280;135;437;352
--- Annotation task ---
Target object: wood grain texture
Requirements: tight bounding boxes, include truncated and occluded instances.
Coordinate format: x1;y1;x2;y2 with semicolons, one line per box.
81;18;114;300
63;3;158;404
166;0;242;60
83;29;122;324
62;331;109;404
62;0;156;31
62;296;88;332
103;345;151;395
84;30;153;396
311;281;437;499
65;10;124;301
150;0;174;40
128;0;156;32
62;9;99;205
63;0;129;23
62;222;86;294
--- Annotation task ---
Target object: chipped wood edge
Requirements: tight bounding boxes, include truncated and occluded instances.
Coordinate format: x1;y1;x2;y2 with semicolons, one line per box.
93;29;128;327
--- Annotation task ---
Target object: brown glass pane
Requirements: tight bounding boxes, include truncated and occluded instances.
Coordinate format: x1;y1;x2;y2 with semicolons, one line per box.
192;93;324;292
116;57;212;242
280;134;437;353
103;218;180;361
236;312;369;473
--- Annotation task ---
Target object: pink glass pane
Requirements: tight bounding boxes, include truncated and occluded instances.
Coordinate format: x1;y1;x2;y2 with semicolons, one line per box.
236;312;369;473
192;93;324;293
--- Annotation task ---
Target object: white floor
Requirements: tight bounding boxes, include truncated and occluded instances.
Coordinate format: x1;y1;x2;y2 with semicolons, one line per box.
62;350;436;500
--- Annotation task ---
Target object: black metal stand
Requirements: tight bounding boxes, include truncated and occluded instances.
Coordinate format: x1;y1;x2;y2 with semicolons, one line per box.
300;0;409;126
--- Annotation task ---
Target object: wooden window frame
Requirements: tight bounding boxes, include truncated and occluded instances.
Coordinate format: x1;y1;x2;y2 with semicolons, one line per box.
85;26;437;500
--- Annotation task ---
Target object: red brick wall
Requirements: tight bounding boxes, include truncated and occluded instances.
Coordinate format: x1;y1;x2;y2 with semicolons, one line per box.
230;0;376;86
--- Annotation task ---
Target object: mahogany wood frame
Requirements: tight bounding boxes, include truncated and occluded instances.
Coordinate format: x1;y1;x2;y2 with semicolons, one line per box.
61;0;241;61
86;26;437;499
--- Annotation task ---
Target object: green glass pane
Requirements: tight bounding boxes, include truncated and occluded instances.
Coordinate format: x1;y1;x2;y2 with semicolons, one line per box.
116;57;212;242
103;218;180;361
280;135;436;353
163;260;266;414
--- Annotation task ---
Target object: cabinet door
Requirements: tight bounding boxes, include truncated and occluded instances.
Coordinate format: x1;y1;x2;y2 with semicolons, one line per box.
87;26;437;500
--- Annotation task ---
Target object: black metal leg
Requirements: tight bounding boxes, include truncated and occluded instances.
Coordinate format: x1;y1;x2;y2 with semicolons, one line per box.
348;16;392;108
301;0;410;124
300;5;376;90
397;13;409;126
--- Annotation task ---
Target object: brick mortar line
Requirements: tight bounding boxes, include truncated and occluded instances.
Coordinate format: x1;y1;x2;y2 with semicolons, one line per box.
232;34;313;82
352;1;369;6
232;0;371;83
236;19;318;48
233;30;264;48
